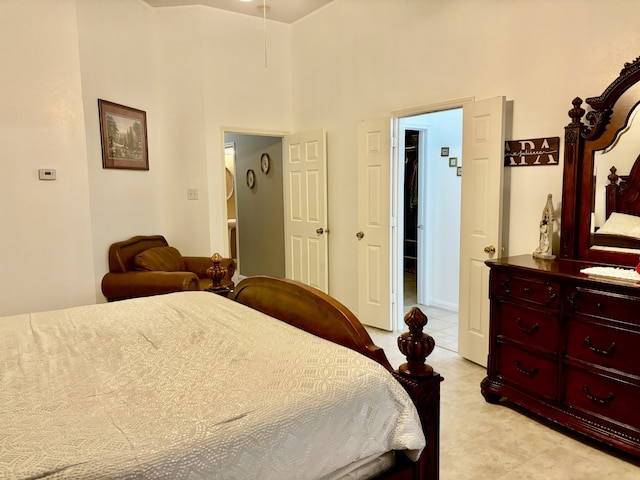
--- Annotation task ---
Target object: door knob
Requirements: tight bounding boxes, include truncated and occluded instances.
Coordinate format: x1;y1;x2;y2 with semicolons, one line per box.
356;231;364;240
484;245;496;255
316;227;328;235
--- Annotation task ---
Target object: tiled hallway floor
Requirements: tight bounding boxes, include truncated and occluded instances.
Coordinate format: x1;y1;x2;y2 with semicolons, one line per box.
403;271;458;352
406;303;458;352
364;326;640;479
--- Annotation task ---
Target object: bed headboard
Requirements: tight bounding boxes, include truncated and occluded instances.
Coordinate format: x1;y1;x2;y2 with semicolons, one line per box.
606;156;640;219
229;276;394;370
560;56;640;266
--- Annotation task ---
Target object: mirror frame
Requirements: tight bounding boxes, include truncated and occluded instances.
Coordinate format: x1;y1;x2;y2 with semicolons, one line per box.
560;56;640;266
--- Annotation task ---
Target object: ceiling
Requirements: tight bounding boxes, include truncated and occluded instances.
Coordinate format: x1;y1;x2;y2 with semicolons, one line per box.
142;0;334;24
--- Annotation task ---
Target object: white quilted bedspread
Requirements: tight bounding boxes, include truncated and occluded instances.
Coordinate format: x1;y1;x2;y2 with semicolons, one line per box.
0;291;424;479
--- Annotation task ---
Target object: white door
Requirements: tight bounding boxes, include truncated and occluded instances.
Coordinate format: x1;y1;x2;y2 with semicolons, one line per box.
357;119;393;330
458;96;506;366
283;130;329;293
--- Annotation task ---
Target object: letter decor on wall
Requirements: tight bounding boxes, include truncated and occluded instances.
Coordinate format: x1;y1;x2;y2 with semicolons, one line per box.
504;137;559;167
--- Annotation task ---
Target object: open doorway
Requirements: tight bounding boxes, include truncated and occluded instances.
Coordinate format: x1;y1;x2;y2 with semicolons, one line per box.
399;108;462;352
223;132;285;278
222;128;329;292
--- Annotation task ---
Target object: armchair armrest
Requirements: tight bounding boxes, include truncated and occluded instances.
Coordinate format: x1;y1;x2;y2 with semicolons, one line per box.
101;271;200;302
183;256;214;278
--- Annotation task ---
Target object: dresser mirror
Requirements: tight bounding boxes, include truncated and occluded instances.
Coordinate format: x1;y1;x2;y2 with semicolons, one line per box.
592;107;639;230
560;56;640;266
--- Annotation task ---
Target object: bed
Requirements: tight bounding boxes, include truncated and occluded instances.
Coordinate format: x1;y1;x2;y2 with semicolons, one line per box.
591;159;640;250
0;276;441;480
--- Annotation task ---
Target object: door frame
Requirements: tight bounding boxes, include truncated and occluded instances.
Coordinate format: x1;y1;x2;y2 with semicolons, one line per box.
390;98;473;330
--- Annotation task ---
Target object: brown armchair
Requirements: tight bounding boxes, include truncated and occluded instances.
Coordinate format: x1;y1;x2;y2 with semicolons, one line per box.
101;235;235;301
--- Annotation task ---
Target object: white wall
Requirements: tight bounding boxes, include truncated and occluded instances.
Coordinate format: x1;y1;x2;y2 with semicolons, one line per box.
77;1;292;303
291;0;640;314
2;0;640;317
0;0;292;315
0;0;95;315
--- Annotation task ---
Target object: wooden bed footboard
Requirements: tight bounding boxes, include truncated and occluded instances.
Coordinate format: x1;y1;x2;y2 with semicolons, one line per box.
229;276;442;480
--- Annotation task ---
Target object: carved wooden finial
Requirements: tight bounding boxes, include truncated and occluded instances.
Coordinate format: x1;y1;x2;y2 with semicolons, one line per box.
207;252;228;289
608;166;619;185
568;97;585;125
397;307;435;377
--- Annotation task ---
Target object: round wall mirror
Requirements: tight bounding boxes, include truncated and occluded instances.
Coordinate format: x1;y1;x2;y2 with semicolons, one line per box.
225;167;234;200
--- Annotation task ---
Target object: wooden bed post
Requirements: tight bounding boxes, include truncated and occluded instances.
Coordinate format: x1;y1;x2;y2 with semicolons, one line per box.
393;307;443;480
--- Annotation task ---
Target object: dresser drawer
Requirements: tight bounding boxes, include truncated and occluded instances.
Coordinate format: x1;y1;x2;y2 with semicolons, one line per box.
495;272;559;308
568;287;640;326
497;302;560;352
496;343;557;400
566;319;640;377
564;366;640;430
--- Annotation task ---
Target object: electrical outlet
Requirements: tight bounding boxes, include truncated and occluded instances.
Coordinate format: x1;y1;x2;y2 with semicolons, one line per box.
187;188;199;200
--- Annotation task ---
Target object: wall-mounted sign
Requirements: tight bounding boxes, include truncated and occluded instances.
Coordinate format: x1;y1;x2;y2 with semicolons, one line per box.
504;137;559;167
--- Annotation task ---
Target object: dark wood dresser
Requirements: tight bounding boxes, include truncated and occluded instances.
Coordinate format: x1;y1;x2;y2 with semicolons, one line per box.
482;254;640;457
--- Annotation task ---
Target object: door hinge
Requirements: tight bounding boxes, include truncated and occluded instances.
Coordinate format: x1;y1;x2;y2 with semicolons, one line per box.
391;292;397;305
391;136;398;148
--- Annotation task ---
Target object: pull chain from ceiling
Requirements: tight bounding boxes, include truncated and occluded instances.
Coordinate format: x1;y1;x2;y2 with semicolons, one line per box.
262;0;268;70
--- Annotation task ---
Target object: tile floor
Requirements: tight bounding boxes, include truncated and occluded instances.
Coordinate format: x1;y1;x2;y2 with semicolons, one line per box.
365;303;640;479
402;271;458;352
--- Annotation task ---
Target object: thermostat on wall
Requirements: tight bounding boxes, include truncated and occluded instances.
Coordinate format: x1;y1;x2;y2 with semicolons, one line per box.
38;169;56;181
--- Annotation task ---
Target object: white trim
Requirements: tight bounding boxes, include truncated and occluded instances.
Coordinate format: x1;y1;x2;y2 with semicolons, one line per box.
221;125;290;136
392;97;474;118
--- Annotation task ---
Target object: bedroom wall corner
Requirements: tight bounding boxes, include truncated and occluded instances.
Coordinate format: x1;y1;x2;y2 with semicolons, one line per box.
77;0;166;303
77;0;293;301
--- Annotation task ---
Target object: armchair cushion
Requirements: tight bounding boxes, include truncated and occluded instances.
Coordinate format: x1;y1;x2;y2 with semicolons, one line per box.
134;246;186;272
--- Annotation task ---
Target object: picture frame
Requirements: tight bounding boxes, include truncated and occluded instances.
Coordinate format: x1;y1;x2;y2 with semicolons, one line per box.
98;99;149;170
260;153;270;174
246;169;256;189
449;157;458;167
440;147;449;157
456;166;462;177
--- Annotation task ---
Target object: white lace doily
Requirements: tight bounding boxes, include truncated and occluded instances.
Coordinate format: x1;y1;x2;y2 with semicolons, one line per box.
580;266;640;281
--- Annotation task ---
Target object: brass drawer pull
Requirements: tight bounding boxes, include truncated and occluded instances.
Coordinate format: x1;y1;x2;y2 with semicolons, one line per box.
583;385;615;406
514;360;538;377
515;318;539;335
523;287;531;295
584;336;617;356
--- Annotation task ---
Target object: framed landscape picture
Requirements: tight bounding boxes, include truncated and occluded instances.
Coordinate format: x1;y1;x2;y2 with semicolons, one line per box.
98;99;149;170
